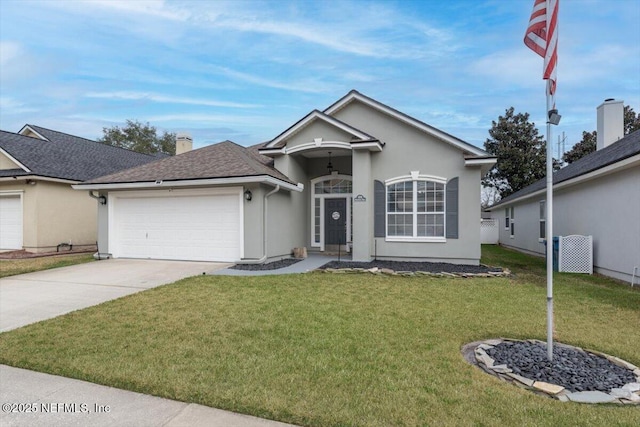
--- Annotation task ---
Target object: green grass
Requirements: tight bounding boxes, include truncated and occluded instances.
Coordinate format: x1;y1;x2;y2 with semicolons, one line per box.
0;253;94;278
0;245;638;426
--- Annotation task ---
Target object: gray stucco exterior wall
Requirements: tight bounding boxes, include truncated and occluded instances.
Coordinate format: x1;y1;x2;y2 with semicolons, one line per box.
351;149;372;261
332;101;482;264
493;164;640;283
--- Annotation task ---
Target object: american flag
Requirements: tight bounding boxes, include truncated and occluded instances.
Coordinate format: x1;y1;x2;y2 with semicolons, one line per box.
524;0;558;107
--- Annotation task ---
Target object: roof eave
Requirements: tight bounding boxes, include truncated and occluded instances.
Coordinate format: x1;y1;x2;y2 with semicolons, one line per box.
486;153;640;210
73;175;304;192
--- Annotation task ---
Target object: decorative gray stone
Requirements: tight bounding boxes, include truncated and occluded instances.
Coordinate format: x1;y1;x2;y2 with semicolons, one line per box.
478;344;493;350
485;339;502;346
557;394;569;402
567;391;617;403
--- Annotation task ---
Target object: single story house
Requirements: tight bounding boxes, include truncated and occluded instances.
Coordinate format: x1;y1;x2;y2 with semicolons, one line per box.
75;91;496;264
0;125;160;252
486;99;640;283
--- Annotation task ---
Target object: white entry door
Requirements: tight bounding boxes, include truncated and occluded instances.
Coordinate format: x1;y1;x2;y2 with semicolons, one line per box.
0;194;23;250
110;190;242;262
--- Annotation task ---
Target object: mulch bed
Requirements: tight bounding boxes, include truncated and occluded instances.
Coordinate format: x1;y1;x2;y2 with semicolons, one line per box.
318;260;503;274
230;258;303;271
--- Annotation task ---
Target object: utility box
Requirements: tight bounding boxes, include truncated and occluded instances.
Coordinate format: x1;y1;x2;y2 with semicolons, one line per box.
543;237;560;271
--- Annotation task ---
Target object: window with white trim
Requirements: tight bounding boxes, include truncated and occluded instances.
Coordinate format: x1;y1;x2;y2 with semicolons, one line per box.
539;200;545;240
387;179;445;238
504;208;510;229
509;206;515;238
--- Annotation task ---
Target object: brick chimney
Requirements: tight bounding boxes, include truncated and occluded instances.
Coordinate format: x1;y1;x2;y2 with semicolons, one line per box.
596;99;624;150
175;132;193;155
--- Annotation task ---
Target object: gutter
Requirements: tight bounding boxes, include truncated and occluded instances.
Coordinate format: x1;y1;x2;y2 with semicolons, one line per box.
238;184;281;264
73;175;303;193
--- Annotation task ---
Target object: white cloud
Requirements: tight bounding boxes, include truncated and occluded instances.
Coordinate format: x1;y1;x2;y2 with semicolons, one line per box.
209;66;341;94
0;97;38;114
0;41;21;66
55;0;190;21
85;91;260;108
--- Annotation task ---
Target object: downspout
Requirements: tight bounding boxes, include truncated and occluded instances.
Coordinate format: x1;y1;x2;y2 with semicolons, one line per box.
88;190;102;202
239;184;281;264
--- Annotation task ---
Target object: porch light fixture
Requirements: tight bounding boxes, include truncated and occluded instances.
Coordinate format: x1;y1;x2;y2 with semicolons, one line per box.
326;151;334;173
548;109;561;125
244;189;252;201
98;196;107;205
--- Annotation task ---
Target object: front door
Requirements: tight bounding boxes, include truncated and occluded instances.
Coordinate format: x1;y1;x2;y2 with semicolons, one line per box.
325;198;347;245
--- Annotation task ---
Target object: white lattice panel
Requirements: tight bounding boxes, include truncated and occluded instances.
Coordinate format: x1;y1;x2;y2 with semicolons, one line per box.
558;235;593;274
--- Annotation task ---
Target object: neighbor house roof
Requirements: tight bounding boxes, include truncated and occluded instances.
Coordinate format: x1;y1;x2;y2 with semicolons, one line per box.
79;140;295;187
0;125;159;182
488;129;640;209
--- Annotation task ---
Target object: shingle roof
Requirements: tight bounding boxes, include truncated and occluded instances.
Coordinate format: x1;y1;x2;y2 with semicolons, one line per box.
490;129;640;208
0;125;159;182
82;140;294;185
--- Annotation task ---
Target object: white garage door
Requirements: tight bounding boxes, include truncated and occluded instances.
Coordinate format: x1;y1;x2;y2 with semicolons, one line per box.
111;191;242;262
0;195;23;250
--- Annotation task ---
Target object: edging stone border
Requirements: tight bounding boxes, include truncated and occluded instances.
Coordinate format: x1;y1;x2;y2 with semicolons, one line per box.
320;266;511;278
464;338;640;404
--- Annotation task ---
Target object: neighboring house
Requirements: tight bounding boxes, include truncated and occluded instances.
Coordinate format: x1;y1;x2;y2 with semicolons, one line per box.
75;91;496;264
0;125;160;252
486;99;640;283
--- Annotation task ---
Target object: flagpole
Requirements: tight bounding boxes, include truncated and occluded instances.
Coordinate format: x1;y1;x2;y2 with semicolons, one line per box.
545;79;554;362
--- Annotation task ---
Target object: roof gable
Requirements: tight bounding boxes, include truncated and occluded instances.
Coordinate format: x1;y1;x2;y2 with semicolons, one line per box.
265;110;374;149
324;90;488;157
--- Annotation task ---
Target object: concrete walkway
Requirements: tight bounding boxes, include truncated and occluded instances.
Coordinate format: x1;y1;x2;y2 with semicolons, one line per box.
209;254;346;276
0;365;296;427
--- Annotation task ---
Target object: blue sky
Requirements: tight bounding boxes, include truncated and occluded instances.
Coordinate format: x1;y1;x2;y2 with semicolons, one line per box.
1;0;638;154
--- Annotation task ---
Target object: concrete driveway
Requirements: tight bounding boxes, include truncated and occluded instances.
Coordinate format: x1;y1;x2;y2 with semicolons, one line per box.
0;259;229;332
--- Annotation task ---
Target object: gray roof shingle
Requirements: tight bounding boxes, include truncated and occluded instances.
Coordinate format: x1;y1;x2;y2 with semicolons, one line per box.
0;125;159;182
490;129;640;208
81;140;294;185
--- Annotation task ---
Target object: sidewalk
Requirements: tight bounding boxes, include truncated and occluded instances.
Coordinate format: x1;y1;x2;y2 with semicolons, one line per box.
1;365;297;427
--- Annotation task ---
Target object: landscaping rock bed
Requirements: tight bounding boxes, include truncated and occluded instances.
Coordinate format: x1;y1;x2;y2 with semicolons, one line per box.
230;258;302;271
465;338;640;404
319;260;507;277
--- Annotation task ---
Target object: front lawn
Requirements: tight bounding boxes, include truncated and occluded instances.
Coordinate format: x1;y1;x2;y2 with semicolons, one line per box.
0;246;638;426
0;253;94;278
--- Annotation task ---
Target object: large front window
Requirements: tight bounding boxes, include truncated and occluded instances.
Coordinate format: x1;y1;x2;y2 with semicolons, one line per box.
387;179;445;239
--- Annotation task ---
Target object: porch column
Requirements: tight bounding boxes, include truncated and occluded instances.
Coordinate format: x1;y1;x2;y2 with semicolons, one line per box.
351;149;372;261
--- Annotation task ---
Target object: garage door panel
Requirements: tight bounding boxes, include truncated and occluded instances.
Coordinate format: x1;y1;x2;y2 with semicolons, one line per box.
0;195;23;250
112;193;241;262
